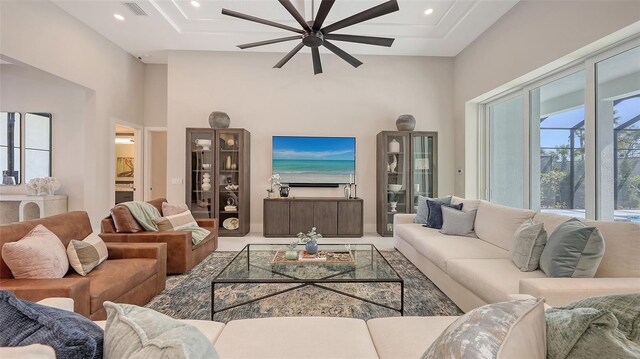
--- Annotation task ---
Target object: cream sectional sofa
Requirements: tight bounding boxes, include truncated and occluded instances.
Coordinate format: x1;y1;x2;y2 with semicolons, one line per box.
2;298;460;359
393;196;640;311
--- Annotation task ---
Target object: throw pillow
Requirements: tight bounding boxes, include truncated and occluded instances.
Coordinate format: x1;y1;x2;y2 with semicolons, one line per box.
422;298;546;359
104;301;219;359
153;211;198;232
539;218;605;278
0;290;103;359
545;294;640;359
425;200;463;229
111;205;143;233
1;224;69;279
440;207;477;237
510;219;548;272
66;233;108;276
555;293;640;343
415;196;452;224
162;202;189;216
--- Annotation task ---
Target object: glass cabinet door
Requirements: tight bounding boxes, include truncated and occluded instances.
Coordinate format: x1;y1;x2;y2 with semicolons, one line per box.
188;129;214;218
217;130;242;233
385;133;410;233
411;133;436;212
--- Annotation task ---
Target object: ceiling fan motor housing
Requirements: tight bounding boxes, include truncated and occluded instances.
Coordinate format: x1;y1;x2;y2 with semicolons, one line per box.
302;31;324;48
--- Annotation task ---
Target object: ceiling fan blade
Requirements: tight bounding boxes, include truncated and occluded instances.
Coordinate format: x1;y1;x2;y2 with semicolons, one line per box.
274;42;305;68
278;0;311;31
238;35;301;49
323;34;394;47
321;0;399;34
312;47;323;75
312;0;335;31
322;40;363;68
222;8;304;34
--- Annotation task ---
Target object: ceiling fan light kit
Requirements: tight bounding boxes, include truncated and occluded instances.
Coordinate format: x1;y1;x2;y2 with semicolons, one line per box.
221;0;400;75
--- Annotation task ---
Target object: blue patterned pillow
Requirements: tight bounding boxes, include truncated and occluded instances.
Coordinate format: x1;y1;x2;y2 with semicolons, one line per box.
0;290;103;359
414;196;452;224
425;200;463;229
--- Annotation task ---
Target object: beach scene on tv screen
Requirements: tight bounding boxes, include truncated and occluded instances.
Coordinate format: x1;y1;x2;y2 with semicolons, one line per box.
272;136;355;184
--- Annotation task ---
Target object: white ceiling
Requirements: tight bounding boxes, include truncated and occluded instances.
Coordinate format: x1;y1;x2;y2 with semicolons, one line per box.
52;0;519;64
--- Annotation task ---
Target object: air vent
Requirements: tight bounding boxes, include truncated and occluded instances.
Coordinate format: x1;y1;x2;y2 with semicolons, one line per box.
122;2;148;16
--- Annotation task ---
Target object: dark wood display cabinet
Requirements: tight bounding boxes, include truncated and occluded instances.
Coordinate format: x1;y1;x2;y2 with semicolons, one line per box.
263;197;363;237
186;128;250;237
376;131;438;237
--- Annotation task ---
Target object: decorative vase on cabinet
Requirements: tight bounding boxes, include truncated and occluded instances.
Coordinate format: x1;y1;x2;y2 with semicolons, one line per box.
376;131;438;237
186;128;251;237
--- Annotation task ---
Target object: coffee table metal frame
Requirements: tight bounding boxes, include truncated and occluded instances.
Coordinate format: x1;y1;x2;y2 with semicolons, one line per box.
211;244;404;320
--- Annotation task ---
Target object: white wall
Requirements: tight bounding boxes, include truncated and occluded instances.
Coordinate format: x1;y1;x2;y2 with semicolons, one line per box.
453;0;640;197
167;51;454;232
144;65;168;127
0;64;88;219
0;1;145;227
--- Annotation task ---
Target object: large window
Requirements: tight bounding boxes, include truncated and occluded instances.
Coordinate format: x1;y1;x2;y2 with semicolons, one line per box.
596;46;640;221
530;71;586;217
482;40;640;222
488;95;524;208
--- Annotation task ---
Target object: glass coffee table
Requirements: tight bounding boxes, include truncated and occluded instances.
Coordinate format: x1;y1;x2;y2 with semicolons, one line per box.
211;244;404;319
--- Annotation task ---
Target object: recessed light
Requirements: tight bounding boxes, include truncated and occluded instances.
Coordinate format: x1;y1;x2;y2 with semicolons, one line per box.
424;8;434;15
190;1;200;7
114;13;125;21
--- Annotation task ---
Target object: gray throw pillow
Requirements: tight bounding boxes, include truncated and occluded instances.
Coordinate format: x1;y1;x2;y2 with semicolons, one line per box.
415;196;451;224
440;207;477;237
539;218;605;278
510;219;547;272
545;294;640;359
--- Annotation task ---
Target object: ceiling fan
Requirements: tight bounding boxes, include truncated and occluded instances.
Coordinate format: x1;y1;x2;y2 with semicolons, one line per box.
221;0;400;75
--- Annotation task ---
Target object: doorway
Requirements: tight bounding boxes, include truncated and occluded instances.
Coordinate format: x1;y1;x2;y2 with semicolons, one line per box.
144;128;167;201
114;124;141;204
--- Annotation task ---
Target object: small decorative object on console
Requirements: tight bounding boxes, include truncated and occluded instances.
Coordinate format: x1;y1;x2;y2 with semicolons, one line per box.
279;185;290;198
208;111;230;129
26;177;61;195
297;227;322;255
396;114;416;131
267;174;281;198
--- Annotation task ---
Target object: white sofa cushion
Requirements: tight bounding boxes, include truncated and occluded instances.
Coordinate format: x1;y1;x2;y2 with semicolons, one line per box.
0;344;56;359
582;220;640;278
395;224;509;272
451;196;481;212
367;316;458;359
474;201;536;251
214;317;379;359
447;259;547;303
532;212;572;234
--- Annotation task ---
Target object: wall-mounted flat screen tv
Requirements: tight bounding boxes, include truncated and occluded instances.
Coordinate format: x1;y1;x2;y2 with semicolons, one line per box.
272;136;355;187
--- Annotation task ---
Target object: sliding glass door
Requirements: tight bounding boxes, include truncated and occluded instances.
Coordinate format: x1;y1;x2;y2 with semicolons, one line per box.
596;46;640;221
487;95;525;208
530;71;586;217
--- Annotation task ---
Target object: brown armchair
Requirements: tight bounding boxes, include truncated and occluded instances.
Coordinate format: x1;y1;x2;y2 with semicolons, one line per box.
0;211;167;320
100;199;218;274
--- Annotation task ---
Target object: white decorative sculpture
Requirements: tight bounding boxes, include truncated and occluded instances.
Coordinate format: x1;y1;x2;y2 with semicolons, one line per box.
388;155;398;173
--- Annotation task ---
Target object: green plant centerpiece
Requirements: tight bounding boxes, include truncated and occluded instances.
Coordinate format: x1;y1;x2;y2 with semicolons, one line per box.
285;240;298;260
297;227;322;255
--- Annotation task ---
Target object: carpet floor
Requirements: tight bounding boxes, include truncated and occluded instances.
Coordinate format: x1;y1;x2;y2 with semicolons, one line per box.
146;250;463;323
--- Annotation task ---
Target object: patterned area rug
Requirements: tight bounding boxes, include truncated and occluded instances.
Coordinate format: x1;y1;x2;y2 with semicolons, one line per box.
146;250;463;323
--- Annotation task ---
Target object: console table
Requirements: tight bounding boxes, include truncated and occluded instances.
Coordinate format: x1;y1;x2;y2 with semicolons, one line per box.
0;194;68;222
263;197;363;237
